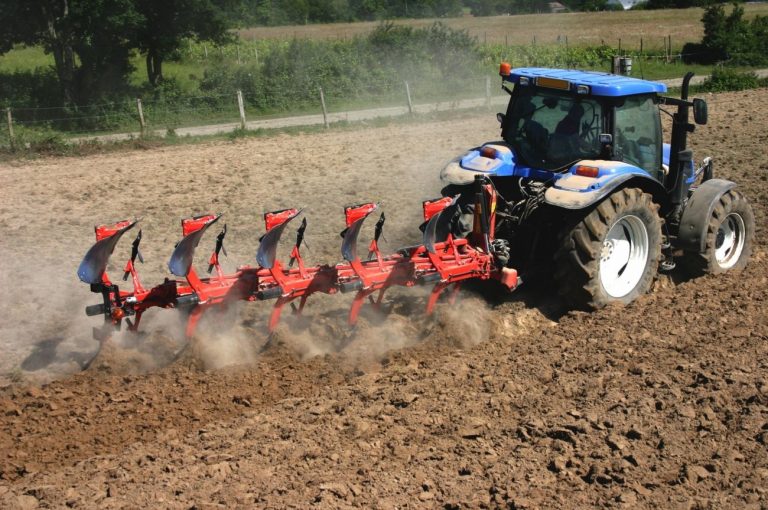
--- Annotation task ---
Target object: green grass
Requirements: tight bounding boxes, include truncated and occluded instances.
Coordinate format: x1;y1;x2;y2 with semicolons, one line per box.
0;45;51;72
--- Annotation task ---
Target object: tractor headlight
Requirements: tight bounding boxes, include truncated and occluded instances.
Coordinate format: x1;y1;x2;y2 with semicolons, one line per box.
519;77;530;86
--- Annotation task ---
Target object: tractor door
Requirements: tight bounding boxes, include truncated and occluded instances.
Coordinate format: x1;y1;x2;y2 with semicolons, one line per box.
613;95;663;180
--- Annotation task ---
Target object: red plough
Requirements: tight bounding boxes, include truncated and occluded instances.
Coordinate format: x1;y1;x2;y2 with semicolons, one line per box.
77;176;518;361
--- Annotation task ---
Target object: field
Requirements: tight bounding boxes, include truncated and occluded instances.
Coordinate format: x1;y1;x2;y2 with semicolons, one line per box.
239;4;768;48
3;4;768;147
0;85;766;507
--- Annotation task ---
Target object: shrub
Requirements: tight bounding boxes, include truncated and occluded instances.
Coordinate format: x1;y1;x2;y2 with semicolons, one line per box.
695;67;767;92
683;3;768;66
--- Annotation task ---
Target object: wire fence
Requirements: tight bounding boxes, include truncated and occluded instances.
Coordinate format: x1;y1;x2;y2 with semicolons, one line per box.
0;49;755;149
0;75;508;147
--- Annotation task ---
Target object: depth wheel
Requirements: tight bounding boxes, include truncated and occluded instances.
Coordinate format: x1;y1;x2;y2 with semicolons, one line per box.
555;188;662;309
681;189;754;275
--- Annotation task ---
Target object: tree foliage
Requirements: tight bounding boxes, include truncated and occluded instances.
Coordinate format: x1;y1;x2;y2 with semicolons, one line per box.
0;0;232;104
134;1;234;86
682;2;768;65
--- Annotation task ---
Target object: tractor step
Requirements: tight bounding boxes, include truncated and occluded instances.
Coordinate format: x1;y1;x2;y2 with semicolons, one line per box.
660;260;676;272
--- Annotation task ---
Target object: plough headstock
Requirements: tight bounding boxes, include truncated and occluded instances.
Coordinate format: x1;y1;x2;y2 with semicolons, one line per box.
76;176;518;366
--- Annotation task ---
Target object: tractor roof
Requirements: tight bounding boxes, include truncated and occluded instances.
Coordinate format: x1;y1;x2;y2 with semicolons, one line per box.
506;67;667;97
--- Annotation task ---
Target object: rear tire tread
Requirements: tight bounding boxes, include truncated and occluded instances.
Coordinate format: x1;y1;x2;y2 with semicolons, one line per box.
554;188;662;310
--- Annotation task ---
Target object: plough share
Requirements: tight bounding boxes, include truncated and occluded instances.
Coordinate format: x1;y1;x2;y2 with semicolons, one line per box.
77;176;518;357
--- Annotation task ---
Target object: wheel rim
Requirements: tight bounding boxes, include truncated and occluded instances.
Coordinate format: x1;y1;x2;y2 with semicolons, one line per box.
599;215;649;298
714;212;746;269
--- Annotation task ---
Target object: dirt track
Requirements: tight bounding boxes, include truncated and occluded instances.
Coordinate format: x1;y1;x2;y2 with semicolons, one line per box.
0;89;767;508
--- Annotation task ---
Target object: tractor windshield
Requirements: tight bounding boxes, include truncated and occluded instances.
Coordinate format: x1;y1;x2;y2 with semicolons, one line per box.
502;87;604;171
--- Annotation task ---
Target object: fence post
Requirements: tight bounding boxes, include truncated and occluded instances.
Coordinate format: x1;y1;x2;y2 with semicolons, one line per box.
136;98;145;137
319;87;329;129
668;35;672;62
203;44;208;59
6;107;14;148
485;76;491;110
236;90;247;130
405;81;414;115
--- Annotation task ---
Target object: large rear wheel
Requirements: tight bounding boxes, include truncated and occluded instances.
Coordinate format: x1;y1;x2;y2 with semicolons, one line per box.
555;188;662;309
681;189;754;275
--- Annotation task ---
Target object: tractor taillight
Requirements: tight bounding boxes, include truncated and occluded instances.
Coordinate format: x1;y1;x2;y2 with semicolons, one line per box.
575;165;600;178
480;146;497;159
499;62;511;77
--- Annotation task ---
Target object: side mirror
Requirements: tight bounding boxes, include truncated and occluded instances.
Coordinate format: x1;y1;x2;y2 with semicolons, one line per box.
496;112;505;126
693;98;707;125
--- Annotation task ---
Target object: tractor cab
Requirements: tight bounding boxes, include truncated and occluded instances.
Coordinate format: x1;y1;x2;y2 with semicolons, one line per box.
498;68;666;179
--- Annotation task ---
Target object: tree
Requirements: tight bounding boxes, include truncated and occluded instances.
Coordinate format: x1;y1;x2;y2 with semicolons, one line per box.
133;0;233;86
683;2;768;66
0;0;142;104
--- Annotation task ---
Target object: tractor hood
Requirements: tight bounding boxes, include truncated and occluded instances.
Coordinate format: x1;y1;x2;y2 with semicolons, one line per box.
440;142;558;185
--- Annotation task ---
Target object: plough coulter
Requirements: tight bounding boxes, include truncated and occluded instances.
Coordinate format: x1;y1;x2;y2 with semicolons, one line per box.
77;176;518;361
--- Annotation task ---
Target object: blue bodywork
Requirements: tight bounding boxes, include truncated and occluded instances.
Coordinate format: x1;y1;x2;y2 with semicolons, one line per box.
452;143;653;196
440;68;679;209
505;68;668;96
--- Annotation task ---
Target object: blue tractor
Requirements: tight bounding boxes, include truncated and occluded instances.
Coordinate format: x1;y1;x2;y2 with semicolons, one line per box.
440;66;755;308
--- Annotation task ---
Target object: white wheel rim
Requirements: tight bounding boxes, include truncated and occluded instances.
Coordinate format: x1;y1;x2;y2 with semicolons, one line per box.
714;213;746;269
599;215;649;298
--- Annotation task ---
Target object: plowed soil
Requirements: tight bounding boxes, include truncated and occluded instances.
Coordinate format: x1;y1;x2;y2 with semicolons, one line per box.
0;89;767;509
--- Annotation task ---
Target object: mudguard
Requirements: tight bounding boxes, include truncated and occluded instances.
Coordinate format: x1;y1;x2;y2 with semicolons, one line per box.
677;178;736;252
77;220;137;284
544;170;664;210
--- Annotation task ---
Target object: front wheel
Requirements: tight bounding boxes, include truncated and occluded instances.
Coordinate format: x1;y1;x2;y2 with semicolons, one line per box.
554;188;662;309
681;189;754;275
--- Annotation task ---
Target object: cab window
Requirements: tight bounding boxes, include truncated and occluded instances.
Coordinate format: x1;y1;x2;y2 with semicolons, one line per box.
503;87;604;171
614;96;662;175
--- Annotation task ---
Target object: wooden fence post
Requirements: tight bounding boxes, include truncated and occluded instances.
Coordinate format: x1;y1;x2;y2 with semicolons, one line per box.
203;44;208;59
404;81;414;115
668;35;672;62
236;90;246;130
136;98;145;137
6;107;14;148
319;87;329;128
